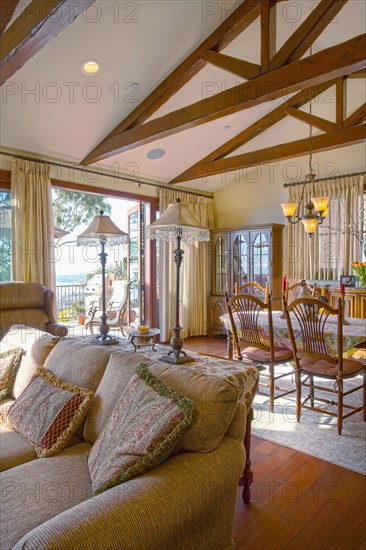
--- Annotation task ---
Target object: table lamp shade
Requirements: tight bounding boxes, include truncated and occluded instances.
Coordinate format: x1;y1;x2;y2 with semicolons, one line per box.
147;200;210;242
77;211;128;246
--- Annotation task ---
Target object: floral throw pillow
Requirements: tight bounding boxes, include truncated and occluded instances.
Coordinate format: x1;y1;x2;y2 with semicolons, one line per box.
87;363;197;495
0;367;94;457
0;348;24;401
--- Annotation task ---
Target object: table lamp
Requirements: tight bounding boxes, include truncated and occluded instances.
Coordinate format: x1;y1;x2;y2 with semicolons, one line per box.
77;211;128;345
147;198;210;364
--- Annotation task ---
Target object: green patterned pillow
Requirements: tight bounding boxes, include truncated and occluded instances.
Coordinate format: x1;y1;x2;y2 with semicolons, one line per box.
87;363;198;495
0;348;24;401
1;367;94;457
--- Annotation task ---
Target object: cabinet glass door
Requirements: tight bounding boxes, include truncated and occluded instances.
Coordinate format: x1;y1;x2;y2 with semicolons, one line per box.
214;235;228;294
252;231;270;288
232;233;249;293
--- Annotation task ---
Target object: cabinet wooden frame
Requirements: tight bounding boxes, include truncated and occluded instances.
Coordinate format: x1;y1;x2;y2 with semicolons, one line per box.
207;223;284;336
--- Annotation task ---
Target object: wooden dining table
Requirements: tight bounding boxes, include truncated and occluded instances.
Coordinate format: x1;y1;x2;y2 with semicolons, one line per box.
220;311;366;360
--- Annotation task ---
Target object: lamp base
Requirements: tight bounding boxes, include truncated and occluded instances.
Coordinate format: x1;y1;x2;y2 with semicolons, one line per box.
89;335;119;346
159;353;194;365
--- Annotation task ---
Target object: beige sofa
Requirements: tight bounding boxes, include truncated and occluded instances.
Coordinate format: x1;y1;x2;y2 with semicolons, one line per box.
0;281;68;338
0;333;259;550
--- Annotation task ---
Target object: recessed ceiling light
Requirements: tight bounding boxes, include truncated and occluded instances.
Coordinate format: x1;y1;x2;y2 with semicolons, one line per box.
223;125;231;130
147;148;166;159
81;60;100;75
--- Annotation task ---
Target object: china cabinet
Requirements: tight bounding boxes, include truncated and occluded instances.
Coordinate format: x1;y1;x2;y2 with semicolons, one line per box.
207;224;284;335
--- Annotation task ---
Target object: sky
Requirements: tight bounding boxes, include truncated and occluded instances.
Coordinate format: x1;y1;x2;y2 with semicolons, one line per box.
55;197;137;277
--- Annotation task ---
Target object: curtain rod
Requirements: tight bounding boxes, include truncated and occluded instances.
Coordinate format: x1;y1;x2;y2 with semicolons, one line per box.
0;150;213;200
283;171;366;187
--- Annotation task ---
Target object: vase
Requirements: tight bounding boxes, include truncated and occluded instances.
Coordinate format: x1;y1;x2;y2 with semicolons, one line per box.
355;272;366;288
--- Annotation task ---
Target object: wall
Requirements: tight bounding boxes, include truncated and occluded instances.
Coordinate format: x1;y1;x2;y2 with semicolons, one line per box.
213;166;288;228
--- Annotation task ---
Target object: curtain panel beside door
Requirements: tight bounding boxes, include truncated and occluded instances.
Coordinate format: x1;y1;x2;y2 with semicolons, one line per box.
11;159;56;293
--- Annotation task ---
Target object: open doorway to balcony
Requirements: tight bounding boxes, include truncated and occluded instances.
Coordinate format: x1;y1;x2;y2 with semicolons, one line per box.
53;186;157;336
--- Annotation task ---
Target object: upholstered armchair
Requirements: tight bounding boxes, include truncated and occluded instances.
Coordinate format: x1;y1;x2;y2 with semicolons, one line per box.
0;281;68;338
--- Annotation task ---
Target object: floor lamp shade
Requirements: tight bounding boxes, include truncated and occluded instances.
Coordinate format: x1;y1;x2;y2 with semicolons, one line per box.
147;198;210;364
77;211;128;345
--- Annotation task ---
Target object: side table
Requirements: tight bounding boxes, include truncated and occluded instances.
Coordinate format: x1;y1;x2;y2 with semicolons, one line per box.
128;329;160;352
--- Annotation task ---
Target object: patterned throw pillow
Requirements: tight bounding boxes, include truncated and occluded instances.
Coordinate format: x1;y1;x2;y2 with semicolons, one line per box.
0;348;24;401
0;367;94;457
87;363;197;495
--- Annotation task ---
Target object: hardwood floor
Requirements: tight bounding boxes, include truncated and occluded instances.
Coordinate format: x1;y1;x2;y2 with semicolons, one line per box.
184;336;366;550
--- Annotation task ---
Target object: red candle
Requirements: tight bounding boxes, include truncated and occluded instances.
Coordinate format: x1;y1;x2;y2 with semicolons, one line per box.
282;274;287;292
340;283;345;294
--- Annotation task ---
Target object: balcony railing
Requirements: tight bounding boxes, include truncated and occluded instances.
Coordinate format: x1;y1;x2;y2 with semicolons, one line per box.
56;284;86;321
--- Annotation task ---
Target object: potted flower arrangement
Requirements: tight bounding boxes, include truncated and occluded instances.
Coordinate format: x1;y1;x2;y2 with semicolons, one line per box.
352;261;366;288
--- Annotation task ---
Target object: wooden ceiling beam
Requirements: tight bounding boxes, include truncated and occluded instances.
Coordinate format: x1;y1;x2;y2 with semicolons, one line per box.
82;35;366;164
348;69;366;78
260;0;276;73
0;0;21;36
96;0;261;143
0;0;95;86
269;0;348;71
200;50;260;80
170;82;335;184
285;107;337;132
343;103;366;128
336;77;347;128
174;124;365;181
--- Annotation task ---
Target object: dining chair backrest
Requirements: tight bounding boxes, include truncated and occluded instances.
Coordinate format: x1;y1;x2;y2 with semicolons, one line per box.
282;295;343;370
225;292;274;356
285;280;317;303
234;281;269;304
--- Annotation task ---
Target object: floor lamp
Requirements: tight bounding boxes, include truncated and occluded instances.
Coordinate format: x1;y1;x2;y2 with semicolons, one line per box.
147;198;210;364
77;210;128;345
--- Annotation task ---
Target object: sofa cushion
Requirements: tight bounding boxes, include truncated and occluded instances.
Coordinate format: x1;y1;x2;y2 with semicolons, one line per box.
44;338;113;391
149;362;240;453
1;367;94;457
1;325;60;398
0;423;37;471
0;442;92;550
83;351;154;444
87;363;197;495
0;348;24;400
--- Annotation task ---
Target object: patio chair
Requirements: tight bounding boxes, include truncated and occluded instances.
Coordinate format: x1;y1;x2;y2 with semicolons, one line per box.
86;279;134;337
234;281;269;304
282;295;366;434
225;292;294;412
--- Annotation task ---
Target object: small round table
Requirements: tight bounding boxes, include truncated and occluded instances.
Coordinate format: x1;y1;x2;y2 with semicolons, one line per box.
128;329;160;352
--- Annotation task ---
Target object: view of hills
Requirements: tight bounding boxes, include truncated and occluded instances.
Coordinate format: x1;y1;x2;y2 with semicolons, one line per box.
56;273;87;285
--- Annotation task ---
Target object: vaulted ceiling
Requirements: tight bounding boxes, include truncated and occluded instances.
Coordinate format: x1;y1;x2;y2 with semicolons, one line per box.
0;0;365;193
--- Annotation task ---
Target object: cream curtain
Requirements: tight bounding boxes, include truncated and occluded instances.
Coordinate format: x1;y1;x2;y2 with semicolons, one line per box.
158;189;213;341
284;175;364;280
11;159;56;293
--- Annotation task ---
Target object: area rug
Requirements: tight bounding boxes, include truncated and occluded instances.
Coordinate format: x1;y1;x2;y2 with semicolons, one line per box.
251;363;366;475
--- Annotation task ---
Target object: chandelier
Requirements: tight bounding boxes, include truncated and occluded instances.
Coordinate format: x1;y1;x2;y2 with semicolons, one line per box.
281;59;330;236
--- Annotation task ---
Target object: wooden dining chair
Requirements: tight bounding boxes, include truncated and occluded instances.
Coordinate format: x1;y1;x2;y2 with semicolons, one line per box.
282;295;366;434
225;292;294;412
234;281;269;304
285;280;317;303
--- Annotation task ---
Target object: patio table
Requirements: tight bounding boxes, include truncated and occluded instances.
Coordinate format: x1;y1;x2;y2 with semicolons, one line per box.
220;311;366;360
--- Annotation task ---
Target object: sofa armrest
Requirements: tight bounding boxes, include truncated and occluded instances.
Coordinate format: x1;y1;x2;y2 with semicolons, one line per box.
13;437;245;550
45;322;68;337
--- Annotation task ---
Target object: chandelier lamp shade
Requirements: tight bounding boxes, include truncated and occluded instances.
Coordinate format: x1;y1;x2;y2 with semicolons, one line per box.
281;170;330;236
281;54;330;236
77;210;128;345
147;198;210;364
